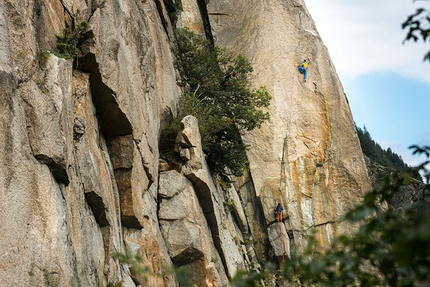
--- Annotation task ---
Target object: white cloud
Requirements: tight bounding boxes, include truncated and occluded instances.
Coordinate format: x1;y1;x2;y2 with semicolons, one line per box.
305;0;430;83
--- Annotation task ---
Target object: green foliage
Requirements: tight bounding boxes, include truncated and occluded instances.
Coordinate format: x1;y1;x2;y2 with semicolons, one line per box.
223;198;236;214
231;270;265;287
242;232;255;246
109;249;192;286
220;146;430;287
165;1;182;25
231;263;279;287
55;21;89;59
97;0;107;9
410;144;430;183
111;249;151;277
164;28;271;184
402;2;430;61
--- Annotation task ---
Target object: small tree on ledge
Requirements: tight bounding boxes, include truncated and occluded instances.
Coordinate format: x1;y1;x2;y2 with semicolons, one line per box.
163;28;271;185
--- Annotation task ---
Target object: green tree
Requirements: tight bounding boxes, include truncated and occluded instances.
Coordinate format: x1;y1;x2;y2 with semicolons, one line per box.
165;1;182;25
165;28;271;184
356;124;409;176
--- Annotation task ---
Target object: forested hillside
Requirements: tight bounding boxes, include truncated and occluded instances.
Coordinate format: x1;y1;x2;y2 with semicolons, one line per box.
356;125;409;178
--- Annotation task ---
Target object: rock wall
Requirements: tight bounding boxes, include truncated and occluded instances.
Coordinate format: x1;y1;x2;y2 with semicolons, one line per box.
0;0;180;285
0;0;370;286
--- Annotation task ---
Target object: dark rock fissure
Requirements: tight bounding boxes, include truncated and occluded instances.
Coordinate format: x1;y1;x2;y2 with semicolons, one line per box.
172;247;204;266
196;0;214;44
77;52;143;229
34;154;70;186
236;171;270;264
184;173;229;276
84;191;109;227
154;0;169;35
77;52;132;137
230;208;245;232
133;137;154;192
255;195;271;263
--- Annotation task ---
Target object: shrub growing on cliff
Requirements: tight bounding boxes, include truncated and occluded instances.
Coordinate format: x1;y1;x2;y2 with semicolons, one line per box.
166;28;271;184
55;21;89;59
108;249;191;286
165;1;182;25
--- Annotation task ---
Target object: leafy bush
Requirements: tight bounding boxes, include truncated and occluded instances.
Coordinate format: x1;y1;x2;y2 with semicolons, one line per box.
163;28;271;185
221;146;430;287
224;198;236;214
109;249;192;287
165;1;182;25
402;3;430;61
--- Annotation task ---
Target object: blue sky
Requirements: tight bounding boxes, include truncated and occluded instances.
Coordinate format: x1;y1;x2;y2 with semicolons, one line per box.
305;0;430;166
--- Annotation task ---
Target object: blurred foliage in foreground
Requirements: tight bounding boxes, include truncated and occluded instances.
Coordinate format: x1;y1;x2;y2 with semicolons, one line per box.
281;145;430;287
402;1;430;61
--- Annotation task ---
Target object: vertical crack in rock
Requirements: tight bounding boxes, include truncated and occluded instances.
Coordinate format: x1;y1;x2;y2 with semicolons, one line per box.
58;0;74;28
154;0;170;35
108;135;143;229
76;53;143;229
280;135;289;218
196;0;214;43
158;169;229;285
174;115;238;276
133;136;154;192
185;174;220;241
87;1;106;23
77;53;132;137
21;57;72;187
34;154;70;185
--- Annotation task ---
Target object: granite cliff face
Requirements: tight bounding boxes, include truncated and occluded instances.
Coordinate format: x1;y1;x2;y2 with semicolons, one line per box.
0;0;370;286
205;0;371;253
